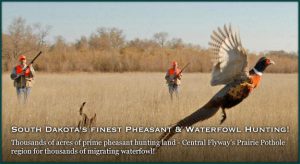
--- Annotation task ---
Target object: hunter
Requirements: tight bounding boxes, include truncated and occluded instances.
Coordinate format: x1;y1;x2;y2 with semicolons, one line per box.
10;55;35;104
165;61;182;100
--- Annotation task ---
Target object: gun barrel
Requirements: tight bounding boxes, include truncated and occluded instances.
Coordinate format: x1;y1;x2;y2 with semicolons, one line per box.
21;51;42;72
174;63;190;79
179;63;190;74
30;51;42;64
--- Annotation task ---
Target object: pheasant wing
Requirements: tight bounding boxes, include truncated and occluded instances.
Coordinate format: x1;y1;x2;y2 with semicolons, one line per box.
209;24;249;86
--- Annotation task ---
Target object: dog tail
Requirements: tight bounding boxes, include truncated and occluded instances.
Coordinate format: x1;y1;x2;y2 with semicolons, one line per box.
79;102;86;115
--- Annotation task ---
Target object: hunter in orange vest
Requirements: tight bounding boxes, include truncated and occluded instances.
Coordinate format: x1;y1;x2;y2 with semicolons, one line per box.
10;55;35;103
165;61;182;100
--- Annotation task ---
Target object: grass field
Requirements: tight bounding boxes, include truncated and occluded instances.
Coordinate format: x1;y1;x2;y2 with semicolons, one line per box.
2;72;298;162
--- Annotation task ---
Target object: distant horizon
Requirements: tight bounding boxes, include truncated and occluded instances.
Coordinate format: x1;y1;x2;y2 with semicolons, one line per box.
2;2;298;53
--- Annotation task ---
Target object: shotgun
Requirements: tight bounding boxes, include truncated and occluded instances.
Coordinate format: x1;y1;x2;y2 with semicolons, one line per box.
174;62;190;79
13;51;42;80
166;62;190;84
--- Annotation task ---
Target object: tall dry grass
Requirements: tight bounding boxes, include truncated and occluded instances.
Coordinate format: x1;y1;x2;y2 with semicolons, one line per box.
2;45;298;73
31;49;300;73
2;73;298;162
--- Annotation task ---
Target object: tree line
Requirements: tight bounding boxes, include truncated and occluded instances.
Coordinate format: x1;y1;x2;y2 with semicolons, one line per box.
2;17;298;73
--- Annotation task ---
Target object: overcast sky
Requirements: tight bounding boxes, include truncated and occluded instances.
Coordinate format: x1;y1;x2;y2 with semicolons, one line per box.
2;2;298;53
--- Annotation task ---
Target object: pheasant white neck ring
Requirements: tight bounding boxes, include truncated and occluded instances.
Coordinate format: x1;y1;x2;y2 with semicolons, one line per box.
253;68;262;76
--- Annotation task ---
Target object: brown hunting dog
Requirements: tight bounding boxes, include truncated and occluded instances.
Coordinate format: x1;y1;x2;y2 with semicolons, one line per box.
78;102;96;128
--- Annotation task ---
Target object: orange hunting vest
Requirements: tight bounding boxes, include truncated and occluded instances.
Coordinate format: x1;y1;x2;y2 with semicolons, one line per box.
168;68;181;75
16;65;31;77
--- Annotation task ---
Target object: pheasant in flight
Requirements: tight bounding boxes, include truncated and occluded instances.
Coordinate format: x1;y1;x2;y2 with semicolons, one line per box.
157;24;275;149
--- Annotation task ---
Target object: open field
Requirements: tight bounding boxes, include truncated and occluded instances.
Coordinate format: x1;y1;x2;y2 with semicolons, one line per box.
2;73;298;162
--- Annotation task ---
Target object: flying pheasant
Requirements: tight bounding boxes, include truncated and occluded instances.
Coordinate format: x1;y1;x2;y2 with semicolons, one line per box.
156;24;275;149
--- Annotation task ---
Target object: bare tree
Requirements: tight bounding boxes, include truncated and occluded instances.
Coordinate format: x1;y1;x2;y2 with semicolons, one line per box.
2;17;51;70
89;27;125;50
108;27;125;49
7;17;34;59
33;23;51;48
51;35;68;51
127;38;159;51
89;33;101;50
96;27;111;50
75;36;89;51
167;38;184;49
153;32;168;48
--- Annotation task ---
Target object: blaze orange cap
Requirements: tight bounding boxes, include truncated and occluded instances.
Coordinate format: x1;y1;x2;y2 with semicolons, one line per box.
19;55;26;61
172;61;178;66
